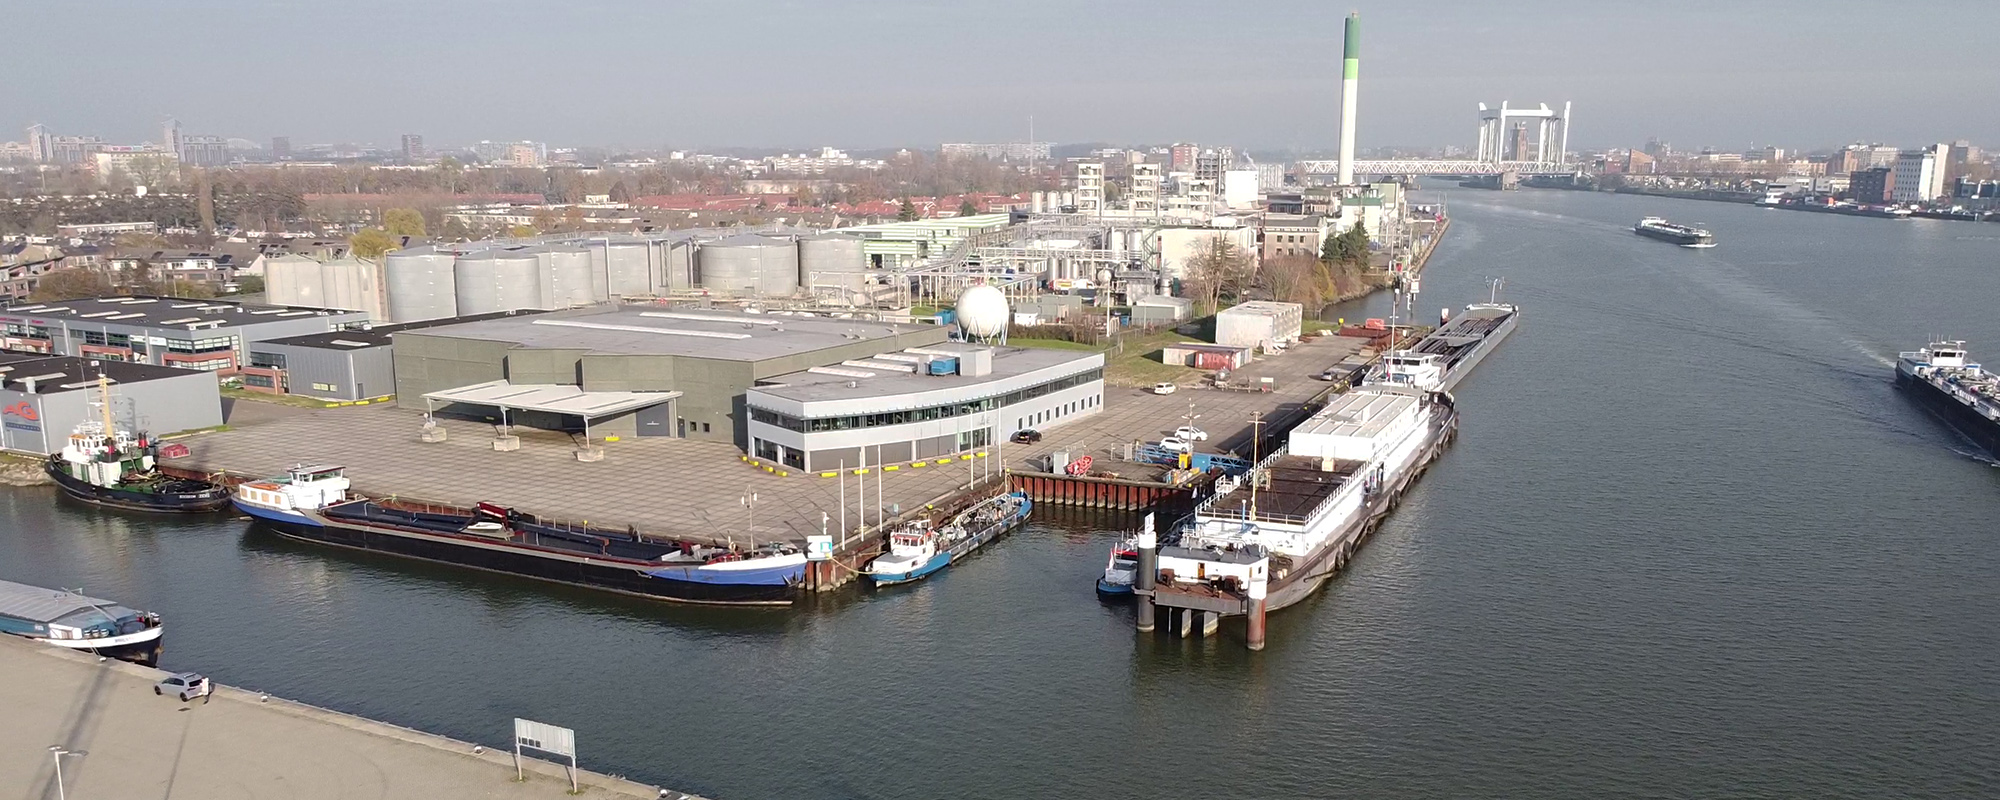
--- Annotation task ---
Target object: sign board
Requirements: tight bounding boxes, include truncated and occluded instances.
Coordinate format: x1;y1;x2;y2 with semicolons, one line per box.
512;717;578;791
805;535;833;562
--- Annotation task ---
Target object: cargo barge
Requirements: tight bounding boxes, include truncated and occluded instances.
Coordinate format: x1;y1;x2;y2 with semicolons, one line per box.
0;579;164;665
1634;217;1716;247
234;466;805;605
1896;340;2000;457
1366;301;1520;392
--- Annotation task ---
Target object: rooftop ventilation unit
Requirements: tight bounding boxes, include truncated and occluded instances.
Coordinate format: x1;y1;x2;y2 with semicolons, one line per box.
807;366;875;379
330;339;373;347
529;319;752;340
106;313;146;320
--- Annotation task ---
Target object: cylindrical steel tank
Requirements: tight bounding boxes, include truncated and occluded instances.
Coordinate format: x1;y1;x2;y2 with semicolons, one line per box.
698;235;799;296
453;250;542;314
798;233;867;291
533;246;595;309
603;239;653;298
383;248;459;322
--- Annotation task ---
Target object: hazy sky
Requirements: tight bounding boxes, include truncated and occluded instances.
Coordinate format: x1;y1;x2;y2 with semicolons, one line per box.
8;0;1997;154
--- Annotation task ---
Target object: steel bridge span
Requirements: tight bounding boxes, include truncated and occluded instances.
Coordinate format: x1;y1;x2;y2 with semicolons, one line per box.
1295;159;1578;176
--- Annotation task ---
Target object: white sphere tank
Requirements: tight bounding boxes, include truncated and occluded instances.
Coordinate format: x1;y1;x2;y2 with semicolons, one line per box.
955;284;1010;339
1094;268;1114;286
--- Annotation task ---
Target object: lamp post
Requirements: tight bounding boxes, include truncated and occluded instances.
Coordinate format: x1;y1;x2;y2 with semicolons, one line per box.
49;745;86;800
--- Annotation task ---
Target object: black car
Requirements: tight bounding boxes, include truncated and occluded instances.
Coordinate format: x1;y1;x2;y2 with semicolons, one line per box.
1011;429;1043;444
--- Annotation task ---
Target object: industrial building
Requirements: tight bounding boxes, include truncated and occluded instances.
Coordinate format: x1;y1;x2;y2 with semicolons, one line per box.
0;296;371;373
1131;295;1194;326
0;353;223;454
262;253;389;322
243;311;547;402
746;344;1105;472
1215;301;1304;351
392;306;954;445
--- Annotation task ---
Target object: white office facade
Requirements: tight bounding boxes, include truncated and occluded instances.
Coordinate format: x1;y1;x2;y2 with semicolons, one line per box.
745;350;1104;472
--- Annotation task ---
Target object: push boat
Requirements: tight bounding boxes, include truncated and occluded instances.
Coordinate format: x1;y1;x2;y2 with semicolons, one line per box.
865;522;949;586
865;492;1033;587
43;376;228;513
1896;340;2000;457
1633;216;1716;247
1095;537;1138;595
0;579;164;665
233;466;807;605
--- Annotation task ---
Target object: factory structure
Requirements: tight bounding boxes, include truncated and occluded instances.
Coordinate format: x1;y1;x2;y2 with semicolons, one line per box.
0;352;223;455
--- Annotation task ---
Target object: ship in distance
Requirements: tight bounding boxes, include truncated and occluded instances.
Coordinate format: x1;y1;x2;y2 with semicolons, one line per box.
1633;216;1716;248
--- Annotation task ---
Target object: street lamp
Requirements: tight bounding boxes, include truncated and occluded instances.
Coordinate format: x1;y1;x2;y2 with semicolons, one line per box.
49;745;86;800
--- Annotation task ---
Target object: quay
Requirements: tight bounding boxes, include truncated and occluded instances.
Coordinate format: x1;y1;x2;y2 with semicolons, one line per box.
0;636;702;799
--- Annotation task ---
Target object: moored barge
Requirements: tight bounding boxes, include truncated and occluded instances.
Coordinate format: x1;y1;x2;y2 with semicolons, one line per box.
0;579;164;665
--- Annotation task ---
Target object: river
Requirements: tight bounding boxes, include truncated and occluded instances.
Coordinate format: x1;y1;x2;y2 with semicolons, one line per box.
5;189;1998;798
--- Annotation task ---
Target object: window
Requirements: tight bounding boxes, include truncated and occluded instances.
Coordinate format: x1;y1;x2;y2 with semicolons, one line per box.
243;375;275;389
249;352;286;370
311;382;337;392
171;356;233;372
82;330;106;346
702;422;711;433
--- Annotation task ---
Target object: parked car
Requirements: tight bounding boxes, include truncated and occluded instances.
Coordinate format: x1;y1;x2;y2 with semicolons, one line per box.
1317;368;1339;381
1158;436;1193;454
156;672;209;701
1173;426;1209;442
1152;382;1178;395
1010;429;1043;444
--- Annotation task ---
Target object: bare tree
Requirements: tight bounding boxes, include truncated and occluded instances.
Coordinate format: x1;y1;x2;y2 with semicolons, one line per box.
1261;253;1326;309
1182;237;1251;315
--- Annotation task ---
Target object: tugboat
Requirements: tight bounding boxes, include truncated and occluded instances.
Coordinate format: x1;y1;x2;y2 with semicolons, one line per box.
0;579;165;666
864;522;949;586
44;376;228;513
1633;216;1716;248
864;491;1033;588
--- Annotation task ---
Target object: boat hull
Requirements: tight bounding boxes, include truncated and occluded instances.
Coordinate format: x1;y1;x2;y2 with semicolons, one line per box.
1095;577;1135;596
1897;367;2000;457
233;497;322;528
45;459;229;513
1633;226;1713;247
866;552;951;586
943;494;1033;563
31;627;164;667
1438;308;1518;393
267;510;801;605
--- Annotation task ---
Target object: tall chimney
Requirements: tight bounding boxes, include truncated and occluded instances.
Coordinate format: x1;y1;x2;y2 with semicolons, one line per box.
1337;12;1360;186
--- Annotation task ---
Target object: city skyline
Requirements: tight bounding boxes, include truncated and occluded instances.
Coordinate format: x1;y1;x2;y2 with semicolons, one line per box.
6;0;1996;154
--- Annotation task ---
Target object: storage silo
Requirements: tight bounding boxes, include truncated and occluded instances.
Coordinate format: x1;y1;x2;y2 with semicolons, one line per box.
320;256;386;321
603;238;654;298
698;235;799;296
454;250;543;314
383;247;460;322
798;233;867;292
534;246;596;309
263;254;324;309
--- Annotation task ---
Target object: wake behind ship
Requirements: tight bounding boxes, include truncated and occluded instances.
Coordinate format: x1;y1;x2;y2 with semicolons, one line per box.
1896;340;2000;457
234;466;806;605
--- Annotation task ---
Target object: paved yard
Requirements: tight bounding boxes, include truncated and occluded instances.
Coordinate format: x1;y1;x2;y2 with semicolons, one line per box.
0;637;689;800
167;334;1375;545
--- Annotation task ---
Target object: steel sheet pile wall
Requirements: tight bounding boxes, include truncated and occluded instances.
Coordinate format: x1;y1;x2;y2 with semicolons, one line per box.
383;249;460;322
454;250;543;314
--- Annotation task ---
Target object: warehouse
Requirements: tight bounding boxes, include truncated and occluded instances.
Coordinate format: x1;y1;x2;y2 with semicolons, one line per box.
1215;301;1304;351
244;311;547;402
745;344;1104;472
0;296;370;374
0;353;223;454
393;306;952;444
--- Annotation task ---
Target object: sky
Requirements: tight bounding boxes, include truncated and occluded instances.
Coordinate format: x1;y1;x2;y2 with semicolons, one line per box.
6;0;1998;155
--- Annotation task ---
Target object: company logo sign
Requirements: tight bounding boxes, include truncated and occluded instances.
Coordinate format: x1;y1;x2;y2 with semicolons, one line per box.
2;401;41;432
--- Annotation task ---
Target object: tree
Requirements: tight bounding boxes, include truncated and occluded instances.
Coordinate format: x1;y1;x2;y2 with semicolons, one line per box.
608;180;633;203
1182;237;1251;315
195;170;217;238
350;228;397;259
506;224;537;238
233;275;266;294
1320;221;1371;268
382;207;427;237
439;216;473;241
30;268;113;302
897;197;919;221
1261;253;1327;309
958;198;979;217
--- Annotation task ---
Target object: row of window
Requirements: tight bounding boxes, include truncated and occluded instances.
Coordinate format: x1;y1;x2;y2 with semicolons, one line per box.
1019;395;1099;431
748;368;1104;433
249;352;287;370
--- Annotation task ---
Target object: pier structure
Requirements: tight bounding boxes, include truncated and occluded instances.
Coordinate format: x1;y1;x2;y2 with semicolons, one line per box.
0;636;698;799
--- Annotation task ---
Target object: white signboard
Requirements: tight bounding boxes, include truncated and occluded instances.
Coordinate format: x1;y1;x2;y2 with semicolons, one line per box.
512;718;578;791
805;535;834;562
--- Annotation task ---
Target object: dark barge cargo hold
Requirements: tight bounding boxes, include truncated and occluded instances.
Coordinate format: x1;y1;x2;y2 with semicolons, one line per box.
1896;340;2000;457
233;466;805;605
1633;216;1716;248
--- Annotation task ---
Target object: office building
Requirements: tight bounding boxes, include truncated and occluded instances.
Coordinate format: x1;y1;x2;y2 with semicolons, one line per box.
1849;167;1894;203
26;124;51;163
270;136;291;161
401;134;425;160
1891;145;1948;203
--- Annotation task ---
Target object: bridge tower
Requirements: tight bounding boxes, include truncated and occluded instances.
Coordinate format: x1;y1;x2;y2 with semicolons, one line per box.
1476;101;1571;167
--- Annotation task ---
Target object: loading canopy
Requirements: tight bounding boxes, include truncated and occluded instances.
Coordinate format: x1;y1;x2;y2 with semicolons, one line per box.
423;380;680;419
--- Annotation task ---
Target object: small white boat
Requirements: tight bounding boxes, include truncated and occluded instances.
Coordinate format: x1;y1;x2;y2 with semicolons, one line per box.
866;523;950;586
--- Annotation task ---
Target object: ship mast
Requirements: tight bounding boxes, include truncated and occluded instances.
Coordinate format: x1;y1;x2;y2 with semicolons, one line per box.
97;372;114;436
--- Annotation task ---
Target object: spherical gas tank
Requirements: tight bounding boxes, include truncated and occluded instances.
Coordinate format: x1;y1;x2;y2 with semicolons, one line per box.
955;284;1010;339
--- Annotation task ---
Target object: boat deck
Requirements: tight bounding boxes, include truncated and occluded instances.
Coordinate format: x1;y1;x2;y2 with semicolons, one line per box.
320;501;689;564
1409;305;1515;374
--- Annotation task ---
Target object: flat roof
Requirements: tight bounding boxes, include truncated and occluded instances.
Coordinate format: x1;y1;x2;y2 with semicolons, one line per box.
398;306;938;362
751;344;1100;404
1218;301;1303;318
254;310;553;352
1289;389;1417;442
422;380;681;418
0;295;364;329
0;352;212;395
